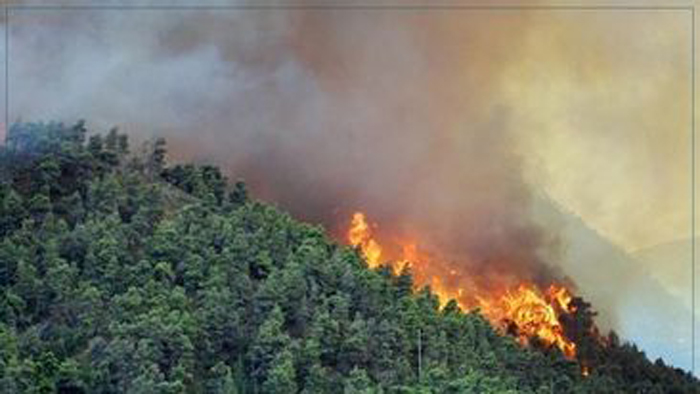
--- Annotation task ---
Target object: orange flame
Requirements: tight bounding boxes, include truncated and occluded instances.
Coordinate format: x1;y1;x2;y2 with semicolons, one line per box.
346;211;579;360
348;212;383;268
478;284;577;359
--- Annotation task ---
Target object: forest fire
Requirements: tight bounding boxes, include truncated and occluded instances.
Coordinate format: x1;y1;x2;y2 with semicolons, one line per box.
478;284;577;359
348;212;383;268
346;211;580;360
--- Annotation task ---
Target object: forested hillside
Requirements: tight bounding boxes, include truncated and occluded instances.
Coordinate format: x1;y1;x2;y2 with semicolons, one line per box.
0;121;697;393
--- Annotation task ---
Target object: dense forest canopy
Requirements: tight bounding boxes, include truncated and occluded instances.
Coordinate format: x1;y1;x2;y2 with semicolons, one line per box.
0;121;697;393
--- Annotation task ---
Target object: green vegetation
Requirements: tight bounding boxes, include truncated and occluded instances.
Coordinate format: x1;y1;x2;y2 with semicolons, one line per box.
0;121;697;393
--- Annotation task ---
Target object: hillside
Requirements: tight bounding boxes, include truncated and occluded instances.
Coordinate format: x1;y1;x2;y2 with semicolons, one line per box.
633;238;697;311
0;121;697;393
531;194;696;373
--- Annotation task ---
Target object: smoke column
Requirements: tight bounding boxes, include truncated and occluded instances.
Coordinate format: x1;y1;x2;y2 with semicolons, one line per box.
2;3;693;371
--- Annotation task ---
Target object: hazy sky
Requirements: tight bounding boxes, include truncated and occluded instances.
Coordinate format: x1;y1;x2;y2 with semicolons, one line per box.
503;11;692;253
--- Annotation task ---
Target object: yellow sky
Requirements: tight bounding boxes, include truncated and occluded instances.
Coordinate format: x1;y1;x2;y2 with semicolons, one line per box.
496;10;693;253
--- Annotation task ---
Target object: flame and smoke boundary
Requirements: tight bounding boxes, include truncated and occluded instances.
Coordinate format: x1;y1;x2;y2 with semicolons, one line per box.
347;211;591;364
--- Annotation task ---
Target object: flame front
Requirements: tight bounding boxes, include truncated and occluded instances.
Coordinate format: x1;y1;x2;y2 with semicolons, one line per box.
346;211;579;360
348;212;383;268
478;284;577;359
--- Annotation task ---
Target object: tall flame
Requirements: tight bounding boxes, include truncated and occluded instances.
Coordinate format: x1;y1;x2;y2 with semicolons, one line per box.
348;212;383;268
477;284;577;359
346;211;579;360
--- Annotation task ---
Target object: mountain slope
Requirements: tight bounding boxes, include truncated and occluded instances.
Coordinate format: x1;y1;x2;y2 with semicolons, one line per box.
0;121;697;393
531;194;696;373
632;238;698;311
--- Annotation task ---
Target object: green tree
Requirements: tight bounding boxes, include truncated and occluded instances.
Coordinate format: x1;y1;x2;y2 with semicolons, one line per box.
262;349;297;394
344;367;375;394
250;305;292;389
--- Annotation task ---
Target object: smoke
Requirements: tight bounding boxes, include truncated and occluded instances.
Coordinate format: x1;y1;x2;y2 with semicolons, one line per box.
4;5;693;370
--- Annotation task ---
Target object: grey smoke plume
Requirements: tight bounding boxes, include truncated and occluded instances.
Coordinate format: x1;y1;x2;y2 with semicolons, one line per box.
9;9;558;281
3;5;694;371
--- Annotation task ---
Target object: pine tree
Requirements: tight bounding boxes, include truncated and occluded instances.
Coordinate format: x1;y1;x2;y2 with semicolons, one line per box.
262;349;297;394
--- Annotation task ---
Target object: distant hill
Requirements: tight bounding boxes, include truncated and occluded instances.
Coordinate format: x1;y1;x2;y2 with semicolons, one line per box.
532;193;696;374
632;238;697;311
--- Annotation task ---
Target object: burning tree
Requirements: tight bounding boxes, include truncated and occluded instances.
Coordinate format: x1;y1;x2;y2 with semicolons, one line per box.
346;210;611;374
